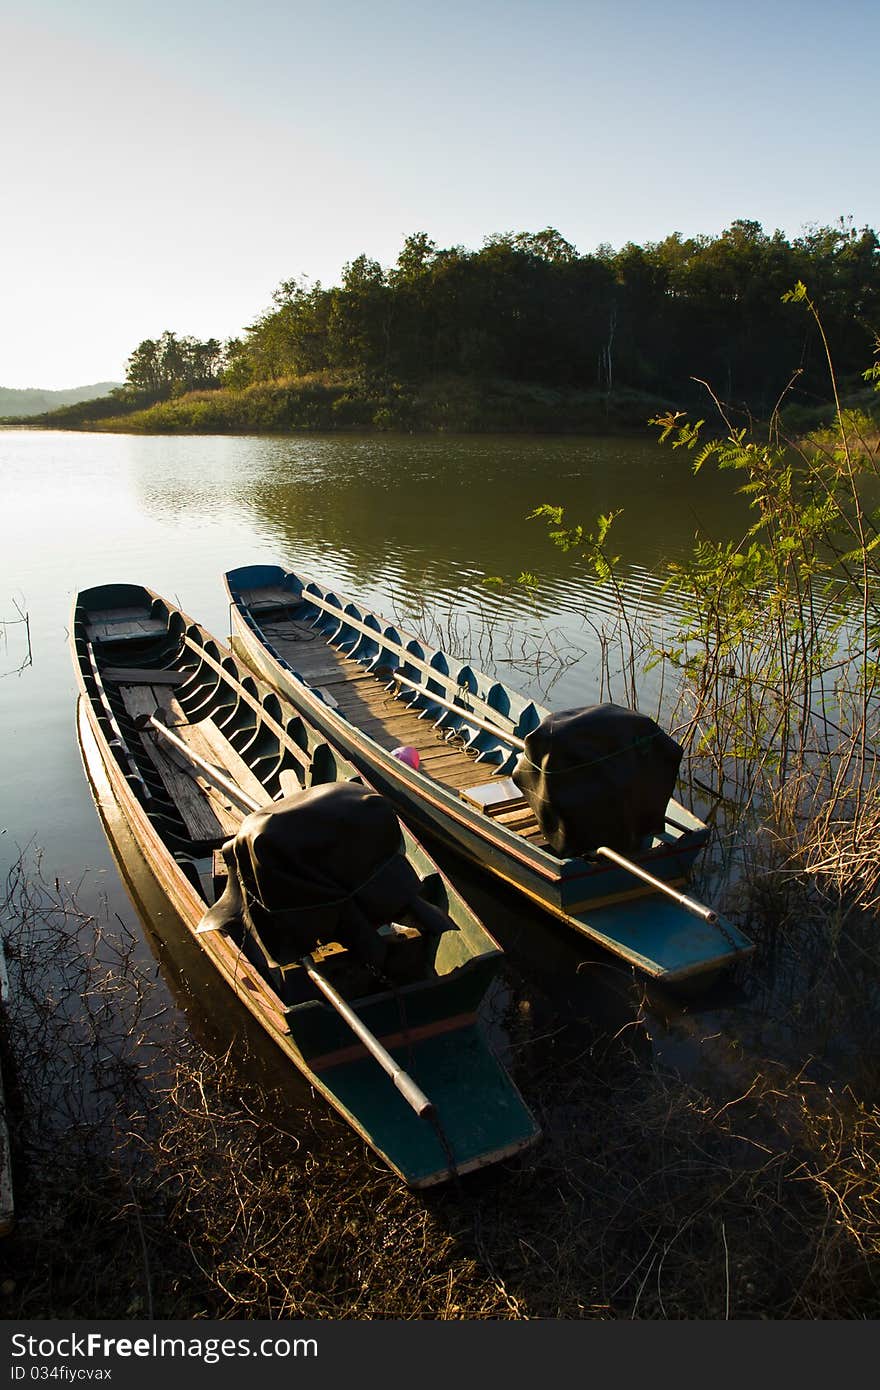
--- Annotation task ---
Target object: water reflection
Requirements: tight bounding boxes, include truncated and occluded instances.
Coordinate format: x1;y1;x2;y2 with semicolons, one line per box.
0;426;827;1126
1;428;750;897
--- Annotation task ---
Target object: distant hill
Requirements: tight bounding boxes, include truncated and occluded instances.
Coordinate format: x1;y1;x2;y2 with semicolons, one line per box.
0;382;122;418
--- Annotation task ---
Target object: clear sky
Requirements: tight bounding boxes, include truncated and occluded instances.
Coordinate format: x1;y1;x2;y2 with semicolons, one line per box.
2;0;878;388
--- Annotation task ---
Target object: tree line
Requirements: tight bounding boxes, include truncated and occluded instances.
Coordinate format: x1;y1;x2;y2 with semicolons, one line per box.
123;331;225;400
123;220;880;417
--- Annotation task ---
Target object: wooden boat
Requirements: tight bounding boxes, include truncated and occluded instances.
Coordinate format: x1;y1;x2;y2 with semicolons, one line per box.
225;564;754;986
71;582;539;1188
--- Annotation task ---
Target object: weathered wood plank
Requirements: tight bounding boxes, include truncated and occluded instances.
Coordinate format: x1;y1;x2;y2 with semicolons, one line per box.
307;668;376;688
405;742;471;763
173;712;274;810
284;595;527;739
315;674;487;781
329;682;400;710
278;768;304;797
87;618;168;642
259;630;322;654
426;763;497;790
355;711;443;739
86;606;152;624
200;783;249;833
103;666;185;686
269;644;344;670
155;691;275;811
491;807;541;831
120;686;233;841
242;612;530;808
261;631;346;669
260;621;326;644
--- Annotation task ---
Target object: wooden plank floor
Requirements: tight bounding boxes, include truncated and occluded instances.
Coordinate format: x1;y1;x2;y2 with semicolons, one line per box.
260;616;548;846
119;683;258;842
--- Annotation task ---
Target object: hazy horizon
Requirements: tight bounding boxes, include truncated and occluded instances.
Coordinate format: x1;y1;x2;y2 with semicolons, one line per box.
0;379;122;394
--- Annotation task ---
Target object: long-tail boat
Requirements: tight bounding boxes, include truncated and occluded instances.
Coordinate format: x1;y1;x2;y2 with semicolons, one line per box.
71;582;539;1188
225;564;753;986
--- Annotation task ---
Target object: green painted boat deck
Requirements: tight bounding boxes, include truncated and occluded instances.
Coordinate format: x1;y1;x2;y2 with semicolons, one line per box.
317;1024;538;1186
570;894;753;983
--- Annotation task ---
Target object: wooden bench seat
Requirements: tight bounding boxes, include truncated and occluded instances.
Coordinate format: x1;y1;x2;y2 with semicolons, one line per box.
122;685;237;841
119;683;274;842
87;615;169;643
101;666;185;686
237;586;300;612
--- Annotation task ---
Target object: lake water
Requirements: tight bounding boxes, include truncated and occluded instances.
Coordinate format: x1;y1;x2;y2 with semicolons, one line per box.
0;427;749;893
0;426;766;1104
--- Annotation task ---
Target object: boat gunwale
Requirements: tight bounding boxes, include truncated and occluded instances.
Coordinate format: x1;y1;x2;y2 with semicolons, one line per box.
79;688;534;1186
71;585;506;975
71;593;539;1186
225;566;710;888
225;566;755;983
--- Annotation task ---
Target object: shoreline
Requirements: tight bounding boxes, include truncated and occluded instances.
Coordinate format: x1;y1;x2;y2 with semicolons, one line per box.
1;375;679;437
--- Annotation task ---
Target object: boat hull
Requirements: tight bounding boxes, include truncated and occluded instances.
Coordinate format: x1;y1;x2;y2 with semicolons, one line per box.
227;565;754;985
72;590;539;1187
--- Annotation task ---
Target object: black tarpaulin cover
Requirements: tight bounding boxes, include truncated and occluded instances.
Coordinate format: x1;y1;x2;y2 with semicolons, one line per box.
200;781;450;963
511;703;683;857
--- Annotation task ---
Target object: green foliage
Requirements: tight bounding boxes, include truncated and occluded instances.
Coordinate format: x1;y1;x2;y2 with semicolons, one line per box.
80;375;671;437
16;389;138;428
528;503;622;582
781;280;809;305
124;330;227;403
650;411;706;454
37;219;880;435
195;220;880;420
516;287;880;859
644;287;880;797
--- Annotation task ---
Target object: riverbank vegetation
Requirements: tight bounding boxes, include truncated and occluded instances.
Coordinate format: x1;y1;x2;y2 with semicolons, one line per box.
14;218;880;435
523;285;880;809
517;283;880;1145
80;373;673;436
1;850;878;1319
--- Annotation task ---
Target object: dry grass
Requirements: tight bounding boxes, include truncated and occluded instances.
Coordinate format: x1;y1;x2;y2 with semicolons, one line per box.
0;852;878;1320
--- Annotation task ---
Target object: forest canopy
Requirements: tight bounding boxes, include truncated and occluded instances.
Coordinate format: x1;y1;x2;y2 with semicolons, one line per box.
124;219;880;419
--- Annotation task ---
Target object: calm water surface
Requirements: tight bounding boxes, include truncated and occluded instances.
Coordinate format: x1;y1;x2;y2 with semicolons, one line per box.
0;427;758;1098
0;428;748;884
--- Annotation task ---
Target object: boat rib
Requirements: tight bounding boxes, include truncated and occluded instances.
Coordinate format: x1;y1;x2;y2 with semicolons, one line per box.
225;565;757;985
256;610;549;845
